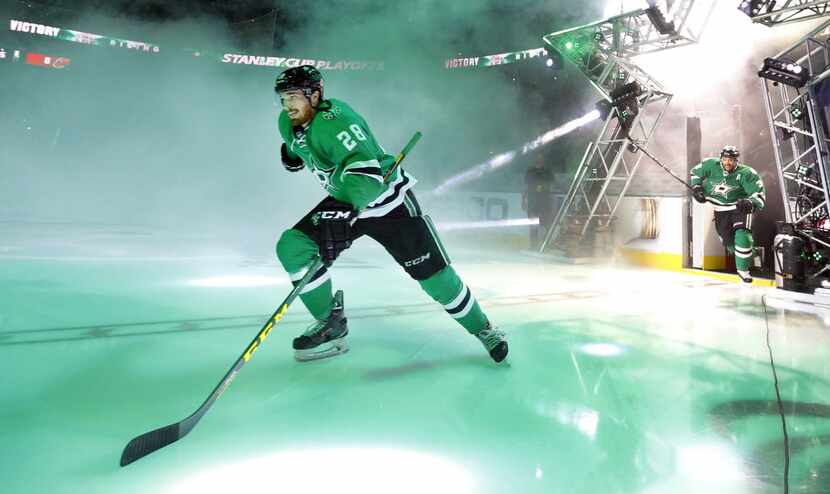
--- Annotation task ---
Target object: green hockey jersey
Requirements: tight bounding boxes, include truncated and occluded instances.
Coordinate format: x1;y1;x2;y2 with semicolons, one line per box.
278;98;416;219
690;158;766;212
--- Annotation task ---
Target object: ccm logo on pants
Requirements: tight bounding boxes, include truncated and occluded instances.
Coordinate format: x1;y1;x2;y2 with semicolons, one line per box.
404;253;431;267
320;211;351;220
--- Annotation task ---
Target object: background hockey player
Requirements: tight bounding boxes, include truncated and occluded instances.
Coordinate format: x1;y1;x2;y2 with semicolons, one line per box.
690;145;766;283
274;65;507;363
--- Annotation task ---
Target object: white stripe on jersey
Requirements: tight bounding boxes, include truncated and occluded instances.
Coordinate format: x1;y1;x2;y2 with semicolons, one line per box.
343;159;381;172
358;170;418;219
366;169;406;206
347;171;384;183
343;159;384;182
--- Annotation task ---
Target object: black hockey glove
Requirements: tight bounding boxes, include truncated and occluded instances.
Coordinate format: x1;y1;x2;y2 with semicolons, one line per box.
736;198;754;214
281;143;304;172
691;185;706;204
317;204;355;266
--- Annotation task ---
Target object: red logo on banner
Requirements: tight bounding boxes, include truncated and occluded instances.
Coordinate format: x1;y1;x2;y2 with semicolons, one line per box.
25;52;71;69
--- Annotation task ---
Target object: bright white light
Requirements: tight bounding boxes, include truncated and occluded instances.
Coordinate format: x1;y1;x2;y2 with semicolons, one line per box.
632;2;818;102
546;58;554;67
437;218;539;231
168;448;474;494
677;443;747;482
535;403;600;440
578;342;626;357
490;151;516;169
576;410;599;438
187;275;287;288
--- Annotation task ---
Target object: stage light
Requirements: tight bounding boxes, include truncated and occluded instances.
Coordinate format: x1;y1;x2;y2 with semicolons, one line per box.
596;81;644;119
564;41;574;50
543;51;562;71
789;103;804;120
758;57;810;88
645;6;677;36
738;0;769;18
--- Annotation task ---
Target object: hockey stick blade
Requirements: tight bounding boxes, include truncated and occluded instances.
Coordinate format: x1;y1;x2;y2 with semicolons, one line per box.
120;423;181;466
120;135;422;467
118;258;325;467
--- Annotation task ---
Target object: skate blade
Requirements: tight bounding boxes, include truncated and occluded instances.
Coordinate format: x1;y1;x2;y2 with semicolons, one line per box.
294;337;349;362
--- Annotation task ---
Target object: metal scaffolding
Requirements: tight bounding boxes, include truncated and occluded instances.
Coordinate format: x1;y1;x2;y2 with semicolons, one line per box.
542;1;714;99
742;1;830;27
761;18;830;248
540;86;673;254
538;1;713;254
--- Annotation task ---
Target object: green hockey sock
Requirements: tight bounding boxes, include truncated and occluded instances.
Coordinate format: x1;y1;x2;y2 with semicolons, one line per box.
276;228;333;320
418;266;489;334
734;228;754;272
298;278;333;320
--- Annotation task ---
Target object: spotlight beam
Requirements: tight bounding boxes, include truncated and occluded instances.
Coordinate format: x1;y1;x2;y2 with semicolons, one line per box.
432;110;601;195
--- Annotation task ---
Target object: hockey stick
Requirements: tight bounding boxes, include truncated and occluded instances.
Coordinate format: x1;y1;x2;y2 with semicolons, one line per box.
629;140;727;206
627;139;696;192
120;131;422;467
383;131;422;182
120;256;324;467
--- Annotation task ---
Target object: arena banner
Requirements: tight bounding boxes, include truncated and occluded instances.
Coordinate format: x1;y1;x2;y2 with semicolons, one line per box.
25;51;71;69
8;19;383;71
0;46;71;69
444;47;548;69
218;53;384;71
9;19;161;53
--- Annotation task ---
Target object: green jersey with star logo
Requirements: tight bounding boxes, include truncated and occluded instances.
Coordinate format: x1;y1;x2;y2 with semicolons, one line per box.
690;158;766;211
278;98;417;219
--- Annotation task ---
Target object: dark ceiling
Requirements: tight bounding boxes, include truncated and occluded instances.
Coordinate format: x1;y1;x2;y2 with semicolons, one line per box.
12;0;277;23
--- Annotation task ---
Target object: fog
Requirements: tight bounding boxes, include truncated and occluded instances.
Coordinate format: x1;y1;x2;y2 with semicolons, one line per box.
1;0;602;257
2;0;821;259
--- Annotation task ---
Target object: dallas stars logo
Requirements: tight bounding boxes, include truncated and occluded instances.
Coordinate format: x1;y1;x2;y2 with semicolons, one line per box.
293;128;308;149
711;180;738;198
310;159;336;191
321;104;342;120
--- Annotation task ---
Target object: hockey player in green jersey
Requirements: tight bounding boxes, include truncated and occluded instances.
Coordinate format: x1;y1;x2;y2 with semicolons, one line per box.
273;65;507;363
689;145;766;283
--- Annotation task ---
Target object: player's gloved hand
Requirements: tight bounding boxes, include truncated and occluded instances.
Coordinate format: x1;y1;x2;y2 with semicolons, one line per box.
281;143;304;172
736;198;754;214
691;185;706;204
317;203;355;266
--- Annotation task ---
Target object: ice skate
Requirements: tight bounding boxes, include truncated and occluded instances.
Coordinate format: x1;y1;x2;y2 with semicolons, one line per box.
475;323;508;363
293;290;349;361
